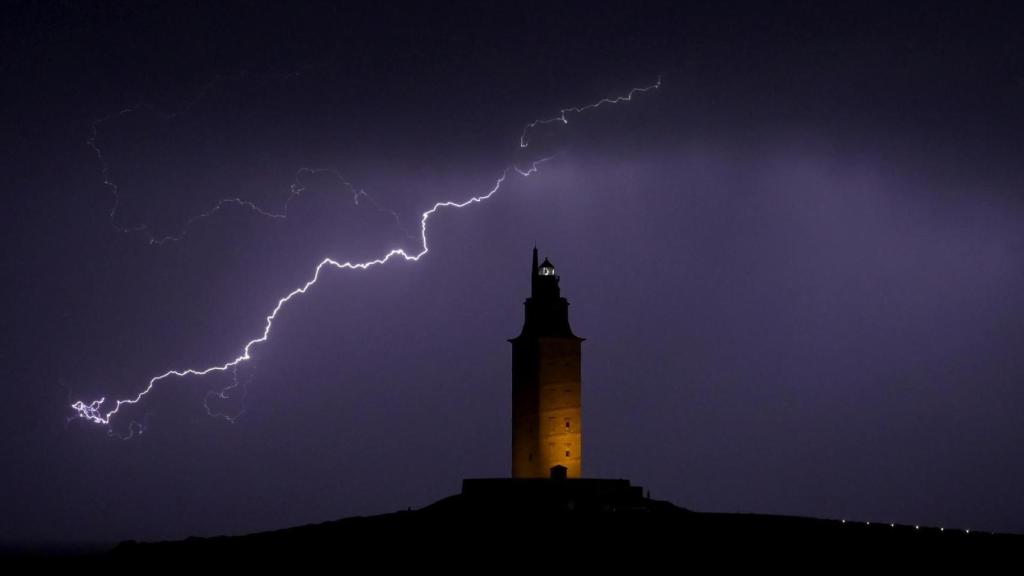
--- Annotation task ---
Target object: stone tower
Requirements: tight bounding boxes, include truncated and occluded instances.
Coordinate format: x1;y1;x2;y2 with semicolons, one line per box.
510;247;584;478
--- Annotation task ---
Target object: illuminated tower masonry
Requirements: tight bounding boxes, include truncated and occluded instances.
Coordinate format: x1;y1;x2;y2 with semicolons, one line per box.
511;247;584;478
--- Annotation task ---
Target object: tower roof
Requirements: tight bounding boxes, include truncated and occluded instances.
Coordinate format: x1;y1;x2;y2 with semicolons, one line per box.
515;247;581;340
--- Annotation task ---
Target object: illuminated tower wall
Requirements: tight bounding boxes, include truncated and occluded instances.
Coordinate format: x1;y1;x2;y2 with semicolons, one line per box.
511;248;584;478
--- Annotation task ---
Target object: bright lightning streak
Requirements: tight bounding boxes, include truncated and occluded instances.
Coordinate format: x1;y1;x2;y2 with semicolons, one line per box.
519;76;662;148
71;160;548;429
71;78;660;433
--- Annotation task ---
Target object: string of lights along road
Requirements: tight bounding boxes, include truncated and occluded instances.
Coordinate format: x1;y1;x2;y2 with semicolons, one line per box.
70;78;662;435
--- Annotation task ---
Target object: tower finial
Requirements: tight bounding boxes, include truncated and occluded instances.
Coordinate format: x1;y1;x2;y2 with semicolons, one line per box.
531;246;539;296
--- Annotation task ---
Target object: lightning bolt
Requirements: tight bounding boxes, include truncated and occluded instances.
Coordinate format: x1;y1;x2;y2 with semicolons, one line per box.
204;364;252;424
290;167;413;241
519;76;662;148
70;78;661;434
86;67;389;246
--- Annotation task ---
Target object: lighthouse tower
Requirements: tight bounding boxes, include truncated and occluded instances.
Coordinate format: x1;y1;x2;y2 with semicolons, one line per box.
510;248;584;478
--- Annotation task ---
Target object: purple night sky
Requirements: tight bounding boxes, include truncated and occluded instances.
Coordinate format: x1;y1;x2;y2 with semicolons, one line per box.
3;2;1023;543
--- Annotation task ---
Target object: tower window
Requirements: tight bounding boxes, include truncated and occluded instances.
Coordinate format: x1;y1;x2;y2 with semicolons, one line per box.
565;420;571;429
565;450;571;457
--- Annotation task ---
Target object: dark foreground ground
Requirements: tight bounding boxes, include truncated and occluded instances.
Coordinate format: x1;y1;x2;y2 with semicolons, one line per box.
8;478;1022;561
